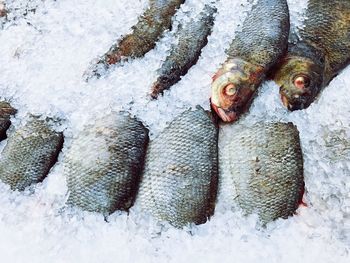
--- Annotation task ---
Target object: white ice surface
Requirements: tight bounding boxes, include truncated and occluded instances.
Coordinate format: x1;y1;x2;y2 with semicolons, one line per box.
0;0;349;262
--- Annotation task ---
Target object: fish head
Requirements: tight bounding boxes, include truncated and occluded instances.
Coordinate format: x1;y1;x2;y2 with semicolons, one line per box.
274;55;324;111
211;59;264;122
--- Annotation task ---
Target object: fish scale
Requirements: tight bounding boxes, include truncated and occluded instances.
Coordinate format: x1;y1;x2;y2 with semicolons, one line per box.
0;116;64;191
65;112;149;215
137;106;218;228
227;0;289;68
299;0;350;79
220;122;304;224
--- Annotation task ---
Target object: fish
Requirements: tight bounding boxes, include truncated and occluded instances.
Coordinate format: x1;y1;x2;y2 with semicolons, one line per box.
84;0;185;81
150;4;216;99
0;101;17;141
273;0;350;110
0;116;64;191
210;0;289;122
65;112;149;215
219;122;304;224
137;106;218;228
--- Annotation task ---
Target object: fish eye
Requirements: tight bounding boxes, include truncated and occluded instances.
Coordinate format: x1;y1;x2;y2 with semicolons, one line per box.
293;75;310;90
223;83;236;96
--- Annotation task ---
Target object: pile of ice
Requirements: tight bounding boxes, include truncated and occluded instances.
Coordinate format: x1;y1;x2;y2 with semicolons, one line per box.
0;0;348;262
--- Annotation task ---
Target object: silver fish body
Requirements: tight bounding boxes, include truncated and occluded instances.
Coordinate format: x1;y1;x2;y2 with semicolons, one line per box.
150;4;216;98
219;122;304;224
138;106;218;228
0;116;64;191
65;112;149;215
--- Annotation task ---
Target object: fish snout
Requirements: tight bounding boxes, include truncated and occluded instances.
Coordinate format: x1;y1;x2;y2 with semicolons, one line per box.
210;101;238;122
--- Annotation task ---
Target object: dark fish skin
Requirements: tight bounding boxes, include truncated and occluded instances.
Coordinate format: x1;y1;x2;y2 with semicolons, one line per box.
273;0;350;110
0;101;17;141
84;0;185;81
137;106;218;228
150;4;216;99
211;0;289;122
0;116;64;191
220;122;304;224
65;112;149;215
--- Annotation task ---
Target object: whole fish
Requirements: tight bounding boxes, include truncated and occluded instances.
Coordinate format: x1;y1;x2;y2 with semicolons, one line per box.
211;0;289;122
84;0;185;81
0;101;16;140
0;116;64;191
137;106;218;228
150;4;216;98
65;112;149;215
219;122;304;224
273;0;350;110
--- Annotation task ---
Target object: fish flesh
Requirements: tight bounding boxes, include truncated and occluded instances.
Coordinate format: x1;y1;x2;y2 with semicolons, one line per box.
211;0;289;122
273;0;350;110
0;116;64;191
219;122;304;224
65;112;149;215
0;101;17;141
150;4;216;98
84;0;185;81
137;106;218;228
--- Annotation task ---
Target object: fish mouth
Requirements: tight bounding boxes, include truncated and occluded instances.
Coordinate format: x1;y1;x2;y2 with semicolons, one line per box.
210;102;238;122
280;94;306;111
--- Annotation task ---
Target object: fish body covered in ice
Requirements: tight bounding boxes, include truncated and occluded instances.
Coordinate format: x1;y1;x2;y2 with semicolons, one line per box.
84;0;185;80
150;4;216;98
0;116;64;191
273;0;350;110
65;112;149;215
211;0;289;122
0;101;16;140
220;122;304;224
138;106;218;228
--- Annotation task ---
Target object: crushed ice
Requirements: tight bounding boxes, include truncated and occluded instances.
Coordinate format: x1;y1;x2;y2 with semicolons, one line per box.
0;0;349;262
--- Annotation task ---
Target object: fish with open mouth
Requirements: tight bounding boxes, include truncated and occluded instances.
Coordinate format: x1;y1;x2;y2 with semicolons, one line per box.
273;0;350;110
150;4;217;98
210;0;289;122
137;106;218;228
84;0;185;81
0;114;64;191
65;112;149;215
219;122;304;224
